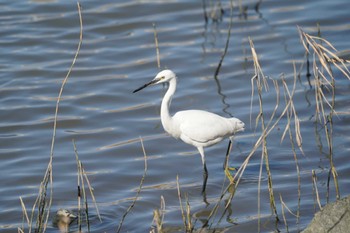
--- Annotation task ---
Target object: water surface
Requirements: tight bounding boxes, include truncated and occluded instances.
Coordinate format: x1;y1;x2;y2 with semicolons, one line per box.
1;0;350;232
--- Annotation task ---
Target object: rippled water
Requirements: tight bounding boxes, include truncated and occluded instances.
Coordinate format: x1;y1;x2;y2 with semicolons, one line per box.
1;0;350;232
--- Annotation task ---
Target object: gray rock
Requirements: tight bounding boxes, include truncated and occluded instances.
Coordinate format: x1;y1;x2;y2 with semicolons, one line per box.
302;195;350;233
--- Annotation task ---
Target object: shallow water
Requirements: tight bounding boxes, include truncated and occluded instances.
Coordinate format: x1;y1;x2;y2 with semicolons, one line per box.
1;0;350;232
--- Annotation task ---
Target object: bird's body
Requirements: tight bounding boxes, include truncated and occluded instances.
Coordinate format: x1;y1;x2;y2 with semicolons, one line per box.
133;69;244;193
170;109;243;148
53;209;77;232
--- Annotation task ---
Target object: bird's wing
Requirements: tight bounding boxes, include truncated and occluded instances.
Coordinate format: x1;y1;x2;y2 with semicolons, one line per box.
173;110;231;144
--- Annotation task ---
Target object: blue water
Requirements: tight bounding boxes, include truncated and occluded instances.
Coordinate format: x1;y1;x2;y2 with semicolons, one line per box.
1;0;350;232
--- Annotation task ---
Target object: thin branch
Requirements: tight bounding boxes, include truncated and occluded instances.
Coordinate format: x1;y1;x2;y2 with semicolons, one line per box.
34;3;83;232
117;137;148;233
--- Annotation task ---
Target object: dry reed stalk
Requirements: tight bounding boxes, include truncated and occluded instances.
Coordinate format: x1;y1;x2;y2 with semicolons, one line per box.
176;175;193;232
279;193;299;233
206;38;294;230
220;43;307;227
299;29;350;80
228;101;289;189
82;169;101;221
19;197;30;230
73;140;102;232
151;196;165;233
149;21;166;233
208;100;286;229
279;194;289;233
23;3;83;233
73;147;87;229
73;141;82;230
249;38;279;222
81;166;90;231
176;175;186;230
202;25;349;233
280;62;304;153
117;137;148;233
280;72;301;223
311;170;322;211
257;150;264;231
153;23;161;70
298;26;349;200
249;38;269;128
185;194;193;232
256;78;280;228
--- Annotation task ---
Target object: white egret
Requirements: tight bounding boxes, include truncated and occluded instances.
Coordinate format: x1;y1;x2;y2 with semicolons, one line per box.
133;70;245;193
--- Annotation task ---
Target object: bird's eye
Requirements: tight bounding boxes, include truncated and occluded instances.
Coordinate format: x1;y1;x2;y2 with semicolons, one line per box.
161;76;165;79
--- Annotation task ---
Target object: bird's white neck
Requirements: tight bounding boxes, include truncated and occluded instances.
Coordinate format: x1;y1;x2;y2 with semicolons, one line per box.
161;77;177;134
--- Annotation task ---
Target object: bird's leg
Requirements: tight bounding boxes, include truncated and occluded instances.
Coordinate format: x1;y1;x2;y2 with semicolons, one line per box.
223;139;232;170
202;162;208;194
198;147;208;194
223;136;236;171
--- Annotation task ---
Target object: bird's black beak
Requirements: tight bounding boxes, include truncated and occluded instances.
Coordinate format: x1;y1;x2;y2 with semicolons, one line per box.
133;78;160;93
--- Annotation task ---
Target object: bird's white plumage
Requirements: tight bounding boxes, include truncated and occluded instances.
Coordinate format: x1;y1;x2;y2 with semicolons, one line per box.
171;110;244;148
133;69;245;193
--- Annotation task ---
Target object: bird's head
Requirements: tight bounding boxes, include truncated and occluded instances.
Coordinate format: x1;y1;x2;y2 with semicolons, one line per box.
53;209;77;226
133;69;176;93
